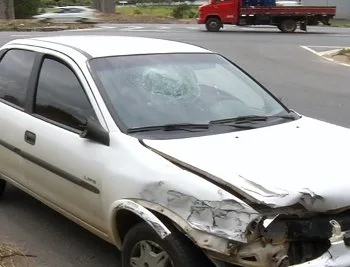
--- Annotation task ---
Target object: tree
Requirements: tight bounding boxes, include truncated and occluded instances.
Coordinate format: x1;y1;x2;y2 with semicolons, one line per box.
0;0;15;19
14;0;41;19
93;0;115;14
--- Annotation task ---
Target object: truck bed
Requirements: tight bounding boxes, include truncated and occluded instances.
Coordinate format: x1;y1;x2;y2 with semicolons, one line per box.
240;6;336;16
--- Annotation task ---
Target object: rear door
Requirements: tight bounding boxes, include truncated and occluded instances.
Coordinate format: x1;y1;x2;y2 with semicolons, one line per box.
0;49;37;187
22;52;109;231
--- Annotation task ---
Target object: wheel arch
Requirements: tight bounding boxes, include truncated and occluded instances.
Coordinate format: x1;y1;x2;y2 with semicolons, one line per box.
110;199;233;258
205;14;222;24
109;199;171;249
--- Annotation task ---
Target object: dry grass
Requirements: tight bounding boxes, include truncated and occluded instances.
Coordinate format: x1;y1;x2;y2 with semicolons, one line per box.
96;13;196;24
0;243;36;267
0;19;94;31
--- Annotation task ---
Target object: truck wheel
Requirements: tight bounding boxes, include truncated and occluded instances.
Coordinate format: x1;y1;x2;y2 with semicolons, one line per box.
0;179;6;199
205;17;222;32
279;19;297;33
122;222;213;267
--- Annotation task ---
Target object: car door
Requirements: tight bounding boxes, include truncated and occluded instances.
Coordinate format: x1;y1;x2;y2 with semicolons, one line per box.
0;49;37;187
22;53;108;231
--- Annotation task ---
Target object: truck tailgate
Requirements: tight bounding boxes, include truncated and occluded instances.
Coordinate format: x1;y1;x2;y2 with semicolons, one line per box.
240;6;336;16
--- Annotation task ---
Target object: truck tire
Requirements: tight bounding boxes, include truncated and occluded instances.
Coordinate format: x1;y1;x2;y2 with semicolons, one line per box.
279;19;297;33
205;17;222;32
122;222;213;267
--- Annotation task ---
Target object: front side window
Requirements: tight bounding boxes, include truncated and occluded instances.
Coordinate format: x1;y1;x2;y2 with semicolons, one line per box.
89;53;292;136
0;49;36;107
34;57;96;131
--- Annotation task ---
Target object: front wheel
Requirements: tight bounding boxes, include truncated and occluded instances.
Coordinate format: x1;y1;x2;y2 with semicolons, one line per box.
122;222;213;267
0;179;6;199
205;17;222;32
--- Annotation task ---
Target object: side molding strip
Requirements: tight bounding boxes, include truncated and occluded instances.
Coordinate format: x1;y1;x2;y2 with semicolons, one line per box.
0;139;100;194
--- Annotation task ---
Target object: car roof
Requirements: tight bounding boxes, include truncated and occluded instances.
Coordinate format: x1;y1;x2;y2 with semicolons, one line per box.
9;35;212;58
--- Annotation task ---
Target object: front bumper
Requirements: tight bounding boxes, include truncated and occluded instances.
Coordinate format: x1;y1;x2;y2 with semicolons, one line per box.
292;220;350;267
292;239;350;267
197;17;205;24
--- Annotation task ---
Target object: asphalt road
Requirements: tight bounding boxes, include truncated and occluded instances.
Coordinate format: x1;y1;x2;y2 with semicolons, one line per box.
0;24;350;267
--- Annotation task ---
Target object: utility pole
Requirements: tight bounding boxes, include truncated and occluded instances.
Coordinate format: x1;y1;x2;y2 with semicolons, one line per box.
93;0;115;14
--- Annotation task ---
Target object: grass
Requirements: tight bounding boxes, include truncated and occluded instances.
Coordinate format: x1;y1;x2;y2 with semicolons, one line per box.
116;5;178;17
330;19;350;27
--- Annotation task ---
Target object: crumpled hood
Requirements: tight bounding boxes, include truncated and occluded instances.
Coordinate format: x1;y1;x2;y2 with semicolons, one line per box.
143;116;350;212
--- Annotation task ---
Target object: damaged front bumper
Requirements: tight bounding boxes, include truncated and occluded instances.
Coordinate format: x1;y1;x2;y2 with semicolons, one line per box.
210;219;350;267
292;220;350;267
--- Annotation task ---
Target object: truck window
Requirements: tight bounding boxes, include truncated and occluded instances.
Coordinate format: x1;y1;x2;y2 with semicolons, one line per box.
0;49;36;108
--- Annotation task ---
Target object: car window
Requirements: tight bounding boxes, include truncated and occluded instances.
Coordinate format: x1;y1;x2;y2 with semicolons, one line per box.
70;8;83;13
0;49;36;108
34;57;96;131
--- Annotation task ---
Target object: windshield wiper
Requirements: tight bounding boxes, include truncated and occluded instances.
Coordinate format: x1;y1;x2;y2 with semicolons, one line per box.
127;123;210;133
210;114;297;125
127;121;255;133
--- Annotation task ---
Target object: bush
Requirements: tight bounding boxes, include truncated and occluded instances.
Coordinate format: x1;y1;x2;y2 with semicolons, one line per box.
188;10;197;18
133;9;142;15
171;4;191;19
14;0;41;19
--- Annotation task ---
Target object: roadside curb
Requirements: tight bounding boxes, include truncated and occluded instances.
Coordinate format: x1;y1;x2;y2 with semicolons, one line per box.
300;46;350;68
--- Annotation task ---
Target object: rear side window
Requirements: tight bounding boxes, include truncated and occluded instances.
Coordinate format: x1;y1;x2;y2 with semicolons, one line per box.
34;57;96;131
0;49;36;108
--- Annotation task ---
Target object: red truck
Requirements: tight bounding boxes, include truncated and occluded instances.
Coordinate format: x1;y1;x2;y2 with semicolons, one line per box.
197;0;336;33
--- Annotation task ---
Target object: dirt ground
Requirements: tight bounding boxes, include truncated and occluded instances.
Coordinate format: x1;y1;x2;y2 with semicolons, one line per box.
0;243;37;267
323;48;350;66
332;53;350;65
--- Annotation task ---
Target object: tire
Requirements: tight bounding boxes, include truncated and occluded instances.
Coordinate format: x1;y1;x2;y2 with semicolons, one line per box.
205;17;222;32
279;19;297;33
77;18;88;23
0;179;6;199
122;222;213;267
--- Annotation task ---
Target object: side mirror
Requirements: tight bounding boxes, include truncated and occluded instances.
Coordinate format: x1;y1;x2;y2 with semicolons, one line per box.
80;118;110;146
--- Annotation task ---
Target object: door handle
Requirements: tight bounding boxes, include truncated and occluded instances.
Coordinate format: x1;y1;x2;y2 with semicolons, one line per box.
24;131;36;145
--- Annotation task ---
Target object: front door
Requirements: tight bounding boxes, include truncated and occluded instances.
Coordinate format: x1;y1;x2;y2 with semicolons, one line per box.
23;54;108;231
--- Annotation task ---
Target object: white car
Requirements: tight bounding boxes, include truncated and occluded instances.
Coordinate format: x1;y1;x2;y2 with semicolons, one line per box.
33;6;97;23
0;36;349;267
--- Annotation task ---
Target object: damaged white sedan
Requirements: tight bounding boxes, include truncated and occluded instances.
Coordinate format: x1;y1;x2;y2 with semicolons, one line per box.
0;36;349;267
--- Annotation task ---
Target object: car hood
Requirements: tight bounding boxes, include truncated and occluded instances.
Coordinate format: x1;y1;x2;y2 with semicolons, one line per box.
143;116;350;212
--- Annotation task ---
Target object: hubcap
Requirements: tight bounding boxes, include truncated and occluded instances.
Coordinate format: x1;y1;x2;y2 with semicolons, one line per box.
130;240;173;267
284;21;295;31
210;21;218;28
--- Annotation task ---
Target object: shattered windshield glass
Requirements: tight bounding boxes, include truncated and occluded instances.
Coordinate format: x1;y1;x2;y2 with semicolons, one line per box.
89;53;289;130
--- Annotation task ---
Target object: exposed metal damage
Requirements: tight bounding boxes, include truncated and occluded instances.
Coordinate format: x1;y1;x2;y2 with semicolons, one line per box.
139;181;260;243
134;140;350;267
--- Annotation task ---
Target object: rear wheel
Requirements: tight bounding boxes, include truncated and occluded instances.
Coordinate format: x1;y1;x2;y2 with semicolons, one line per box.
0;179;6;199
205;17;222;32
122;222;213;267
279;19;297;33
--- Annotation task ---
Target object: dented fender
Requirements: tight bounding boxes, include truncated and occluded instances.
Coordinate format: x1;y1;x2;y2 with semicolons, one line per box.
109;199;171;248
